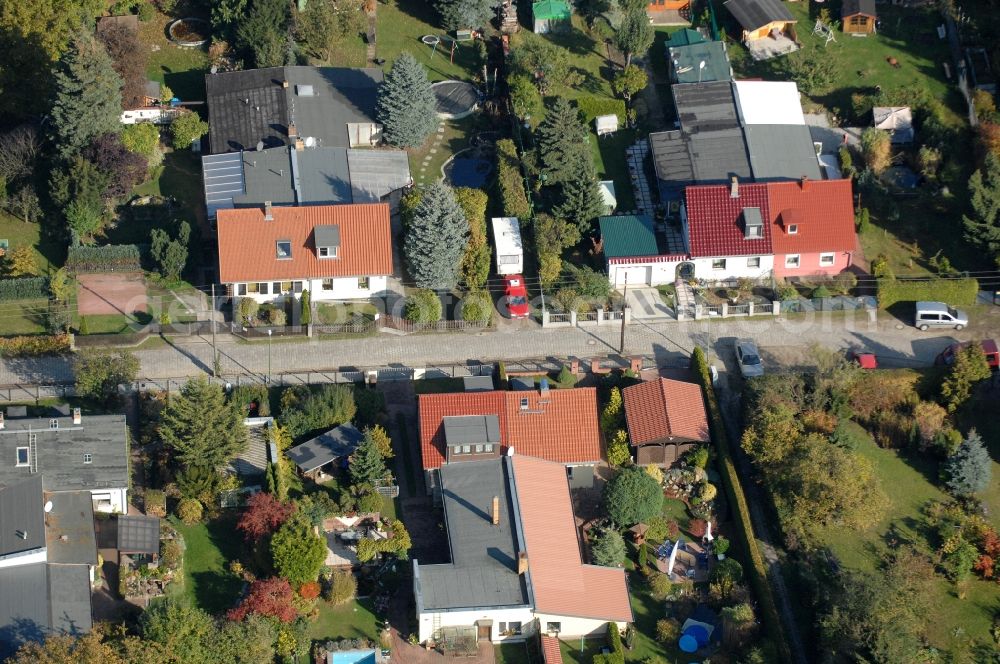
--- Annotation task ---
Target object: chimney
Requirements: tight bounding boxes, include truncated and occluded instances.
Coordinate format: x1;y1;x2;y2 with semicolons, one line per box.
730;176;739;198
72;408;81;425
282;79;289;89
288;122;298;138
539;378;549;397
294;137;305;151
491;496;500;526
517;552;528;575
264;201;273;221
800;175;810;190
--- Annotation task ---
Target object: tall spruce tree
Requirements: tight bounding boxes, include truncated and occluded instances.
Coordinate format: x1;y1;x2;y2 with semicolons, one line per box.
376;52;438;148
535;97;590;185
350;432;389;487
945;430;992;496
436;0;500;30
554;161;607;232
159;376;249;469
50;30;122;160
404;183;468;289
963;152;1000;267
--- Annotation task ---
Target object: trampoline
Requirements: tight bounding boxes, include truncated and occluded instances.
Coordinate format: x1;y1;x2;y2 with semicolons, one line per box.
432;80;480;118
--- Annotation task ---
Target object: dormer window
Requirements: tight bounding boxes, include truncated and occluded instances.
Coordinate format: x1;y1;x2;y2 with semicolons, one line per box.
315;225;341;260
742;207;763;240
276;240;292;259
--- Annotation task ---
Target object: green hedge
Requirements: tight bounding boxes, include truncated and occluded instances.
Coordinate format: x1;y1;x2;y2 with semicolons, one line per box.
0;333;71;357
690;347;792;664
877;276;978;309
66;245;142;273
496;139;531;219
575;97;627;125
0;277;48;301
592;623;624;664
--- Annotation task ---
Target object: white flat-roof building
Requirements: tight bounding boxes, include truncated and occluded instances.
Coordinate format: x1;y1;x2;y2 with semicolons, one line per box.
733;80;806;125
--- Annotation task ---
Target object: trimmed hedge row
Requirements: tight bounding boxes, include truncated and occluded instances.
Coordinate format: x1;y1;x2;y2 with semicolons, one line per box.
0;277;48;301
691;347;792;664
877;276;979;309
66;245;142;273
0;333;71;357
592;623;624;664
575;97;627;125
495;139;531;219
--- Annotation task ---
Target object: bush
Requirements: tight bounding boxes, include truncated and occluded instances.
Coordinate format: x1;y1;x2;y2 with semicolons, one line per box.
324;570;357;605
877;276;978;309
648;571;673;601
686;446;709;468
496;139;531;219
238;297;260;325
268;308;286;326
170;111;209;149
404;289;442;323
176;498;203;524
812;285;831;299
655;618;680;644
229;384;270;417
300;289;311;325
66;245;141;273
145;489;167;517
0;277;48;301
0;334;71;357
607;429;631;467
460;289;493;323
353;389;385;427
575;97;627;124
137;1;155;21
831;271;858;295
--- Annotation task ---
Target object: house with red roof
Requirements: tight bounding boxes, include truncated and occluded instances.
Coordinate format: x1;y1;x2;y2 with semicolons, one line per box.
412;454;632;645
623;378;710;466
767;178;857;278
418;385;602;493
216;202;393;303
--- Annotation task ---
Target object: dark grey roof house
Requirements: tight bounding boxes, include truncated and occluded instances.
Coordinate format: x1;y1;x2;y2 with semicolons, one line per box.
0;411;129;513
286;423;365;476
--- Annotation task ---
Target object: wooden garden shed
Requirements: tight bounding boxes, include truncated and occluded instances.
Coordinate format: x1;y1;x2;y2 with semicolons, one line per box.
842;0;877;34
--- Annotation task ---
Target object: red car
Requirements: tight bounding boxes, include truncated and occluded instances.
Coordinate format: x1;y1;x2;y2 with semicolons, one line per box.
502;275;529;318
849;350;878;370
936;339;1000;371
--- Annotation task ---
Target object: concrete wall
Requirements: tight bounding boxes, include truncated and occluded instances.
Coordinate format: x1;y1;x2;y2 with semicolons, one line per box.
772;251;852;279
230;276;387;303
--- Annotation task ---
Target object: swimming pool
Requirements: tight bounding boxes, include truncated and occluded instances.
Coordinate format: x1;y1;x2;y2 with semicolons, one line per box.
328;650;376;664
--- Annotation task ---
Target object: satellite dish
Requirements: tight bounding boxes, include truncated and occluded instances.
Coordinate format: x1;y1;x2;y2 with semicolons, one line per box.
256;141;265;152
44;501;53;513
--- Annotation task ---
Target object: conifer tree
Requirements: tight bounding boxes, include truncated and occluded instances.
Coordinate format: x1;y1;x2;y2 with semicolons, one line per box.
350;433;388;487
159;376;249;468
945;430;992;496
404;183;468;289
555;161;607;232
964;152;1000;266
436;0;501;30
535;97;590;185
376;52;438;148
50;30;122;160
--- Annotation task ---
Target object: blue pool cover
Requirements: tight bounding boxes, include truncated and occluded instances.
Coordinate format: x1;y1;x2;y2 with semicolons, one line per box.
329;650;376;664
448;158;493;188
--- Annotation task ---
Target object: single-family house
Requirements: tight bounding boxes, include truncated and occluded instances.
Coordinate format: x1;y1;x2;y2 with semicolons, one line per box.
623;378;709;466
286;423;365;480
418;386;602;493
216;202;393;303
0;478;97;657
873;106;914;144
532;0;572;33
724;0;796;42
0;409;130;513
842;0;876;34
412;454;632;644
767;178;857;278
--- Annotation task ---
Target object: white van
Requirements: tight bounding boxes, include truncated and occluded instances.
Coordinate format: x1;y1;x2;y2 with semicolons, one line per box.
914;301;968;331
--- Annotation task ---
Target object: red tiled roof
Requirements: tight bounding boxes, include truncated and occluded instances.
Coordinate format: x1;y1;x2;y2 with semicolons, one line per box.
540;635;563;664
512;455;633;623
418;389;602;470
684;183;773;258
623;378;710;446
216;203;392;283
767;179;857;255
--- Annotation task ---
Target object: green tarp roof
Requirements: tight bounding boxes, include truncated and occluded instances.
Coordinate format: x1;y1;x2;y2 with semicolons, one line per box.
533;0;572;20
599;215;658;258
669;41;732;84
666;28;707;48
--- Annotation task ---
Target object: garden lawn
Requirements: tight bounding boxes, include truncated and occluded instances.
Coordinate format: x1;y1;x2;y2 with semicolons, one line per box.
139;9;211;103
125;149;207;236
513;14;616;102
407;115;483;187
495;642;532;664
316;302;379;325
591;128;637;212
0;212;64;273
304;598;380;653
171;516;244;615
376;0;480;81
810;419;1000;654
0;298;50;336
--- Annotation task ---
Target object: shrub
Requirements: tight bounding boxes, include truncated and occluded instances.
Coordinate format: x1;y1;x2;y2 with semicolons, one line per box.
66;245;141;273
714;536;730;555
324;569;357;605
812;285;831;299
144;489;167;517
137;1;154;21
688;518;707;537
0;334;71;357
300;289;311;325
655;618;680;644
0;277;47;301
404;289;442;323
831;271;858;295
645;515;668;542
299;582;321;600
176;498;203;524
357;490;384;515
591;528;626;567
460;289;493;323
686;446;709;468
648;571;673;601
229;384;270;417
877;276;978;309
268;308;286;326
496;139;531;219
607;429;631;467
575;97;626;124
557;365;577;386
238;297;260;325
170;111;209;149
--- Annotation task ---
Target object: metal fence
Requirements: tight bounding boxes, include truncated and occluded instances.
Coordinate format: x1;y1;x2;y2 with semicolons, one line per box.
312;320;378;335
229;323;308;339
379;315;490;333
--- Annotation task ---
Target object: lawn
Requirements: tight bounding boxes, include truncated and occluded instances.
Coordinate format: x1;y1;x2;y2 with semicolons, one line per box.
0;211;64;274
0;298;50;336
78;311;152;335
809;417;1000;654
513;14;616;102
376;0;481;82
126;149;207;236
591;128;637;211
139;9;211;103
301;598;380;663
171;516;245;615
407;115;483;186
316;302;379;325
496;642;533;664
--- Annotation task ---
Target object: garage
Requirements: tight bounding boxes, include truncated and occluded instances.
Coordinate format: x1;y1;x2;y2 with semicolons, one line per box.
614;265;652;287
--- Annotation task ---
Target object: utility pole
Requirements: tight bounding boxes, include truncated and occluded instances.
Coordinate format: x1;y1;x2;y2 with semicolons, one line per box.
210;284;218;376
619;273;628;354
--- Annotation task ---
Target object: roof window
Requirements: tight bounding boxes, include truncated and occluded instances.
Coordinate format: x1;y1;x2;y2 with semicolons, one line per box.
276;240;292;259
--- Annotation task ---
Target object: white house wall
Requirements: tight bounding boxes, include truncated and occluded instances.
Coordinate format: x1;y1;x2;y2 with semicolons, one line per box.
416;605;536;644
609;255;774;287
90;488;128;514
689;255;774;280
534;613;627;639
230;276;388;303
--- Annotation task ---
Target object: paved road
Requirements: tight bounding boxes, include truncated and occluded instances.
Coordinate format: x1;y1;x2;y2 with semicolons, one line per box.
1;309;993;386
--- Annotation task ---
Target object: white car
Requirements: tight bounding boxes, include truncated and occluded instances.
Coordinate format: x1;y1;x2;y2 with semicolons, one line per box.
735;339;764;378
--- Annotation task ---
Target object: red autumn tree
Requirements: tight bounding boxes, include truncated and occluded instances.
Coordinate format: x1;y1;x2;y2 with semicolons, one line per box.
299;582;321;600
975;555;995;579
237;492;294;541
227;577;297;623
981;529;1000;557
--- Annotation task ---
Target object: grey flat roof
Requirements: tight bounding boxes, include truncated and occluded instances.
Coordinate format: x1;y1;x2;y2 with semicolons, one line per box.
443;415;501;445
296;147;352;204
650;127;752;200
0;414;128;493
463;376;495;392
511;377;535;391
286;423;365;473
202;152;245;220
117;515;160;554
314;224;341;248
0;562;92;658
228;419;269;478
0;477;44;558
724;0;794;30
346;149;412;203
673;81;740;133
744;124;823;180
44;491;96;565
669;41;732;84
45;564;92;636
417;459;528;611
